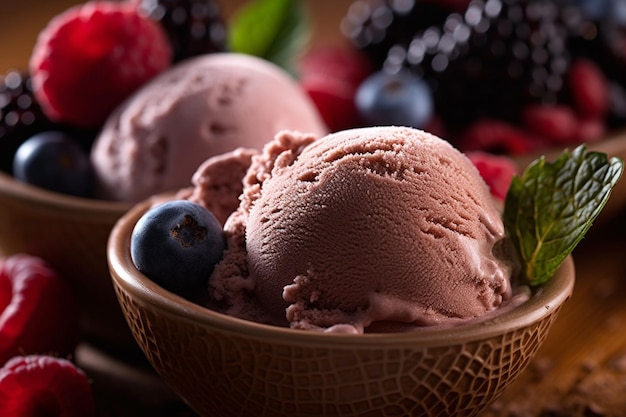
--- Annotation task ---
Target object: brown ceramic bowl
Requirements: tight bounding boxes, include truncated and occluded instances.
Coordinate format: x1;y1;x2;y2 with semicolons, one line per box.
108;195;576;417
0;171;137;353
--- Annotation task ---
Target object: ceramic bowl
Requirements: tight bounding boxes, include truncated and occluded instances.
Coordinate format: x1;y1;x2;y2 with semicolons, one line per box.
108;195;576;417
0;171;136;353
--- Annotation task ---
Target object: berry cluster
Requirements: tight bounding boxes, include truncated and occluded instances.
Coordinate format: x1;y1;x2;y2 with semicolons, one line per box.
0;254;96;417
304;0;626;161
0;0;226;196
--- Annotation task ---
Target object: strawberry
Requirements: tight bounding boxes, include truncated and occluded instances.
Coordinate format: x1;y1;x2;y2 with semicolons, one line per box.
0;355;95;417
458;119;540;155
0;255;78;366
29;1;172;128
299;46;374;131
568;59;609;120
466;151;518;201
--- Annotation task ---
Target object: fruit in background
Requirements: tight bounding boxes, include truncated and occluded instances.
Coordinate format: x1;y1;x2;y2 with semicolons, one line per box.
355;69;434;128
137;0;228;63
12;131;92;198
299;46;374;131
0;71;95;176
521;105;579;145
567;59;609;120
467;151;518;201
459;119;540;155
0;255;79;366
340;0;453;68
341;0;626;153
567;0;626;24
131;200;226;298
29;1;173;128
0;354;95;417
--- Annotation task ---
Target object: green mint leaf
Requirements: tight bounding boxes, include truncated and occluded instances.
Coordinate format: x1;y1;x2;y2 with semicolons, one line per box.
503;145;623;286
228;0;311;75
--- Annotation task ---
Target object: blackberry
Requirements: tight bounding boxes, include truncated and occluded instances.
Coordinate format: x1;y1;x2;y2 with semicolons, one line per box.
0;71;55;174
386;0;577;129
139;0;228;63
0;71;97;175
341;0;452;68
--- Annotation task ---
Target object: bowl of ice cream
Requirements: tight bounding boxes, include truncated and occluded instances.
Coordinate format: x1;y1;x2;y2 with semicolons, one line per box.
104;125;618;416
108;192;575;417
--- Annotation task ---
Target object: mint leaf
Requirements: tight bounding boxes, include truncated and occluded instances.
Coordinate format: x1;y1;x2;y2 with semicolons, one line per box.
503;145;623;286
228;0;311;75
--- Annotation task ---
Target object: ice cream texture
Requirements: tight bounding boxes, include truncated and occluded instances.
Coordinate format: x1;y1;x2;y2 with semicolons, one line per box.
90;53;327;203
198;126;517;334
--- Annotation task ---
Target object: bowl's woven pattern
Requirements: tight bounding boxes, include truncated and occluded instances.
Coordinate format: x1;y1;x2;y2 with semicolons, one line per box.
113;280;562;417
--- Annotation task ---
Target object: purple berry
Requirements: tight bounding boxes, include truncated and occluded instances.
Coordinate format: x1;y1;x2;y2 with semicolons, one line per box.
130;200;225;298
355;69;434;128
12;131;92;197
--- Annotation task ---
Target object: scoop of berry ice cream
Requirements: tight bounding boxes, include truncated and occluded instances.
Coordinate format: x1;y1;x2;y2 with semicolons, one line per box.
204;127;518;333
91;53;327;203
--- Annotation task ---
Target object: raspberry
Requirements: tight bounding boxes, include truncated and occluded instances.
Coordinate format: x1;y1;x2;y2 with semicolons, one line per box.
29;1;172;128
299;46;374;131
466;151;518;201
521;104;579;144
302;75;361;133
458;119;540;156
568;59;609;119
577;117;606;143
0;255;79;366
0;355;95;417
299;46;373;91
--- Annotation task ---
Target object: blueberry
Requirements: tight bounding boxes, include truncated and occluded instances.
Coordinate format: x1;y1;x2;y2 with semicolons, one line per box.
130;200;226;298
12;131;92;197
355;69;434;129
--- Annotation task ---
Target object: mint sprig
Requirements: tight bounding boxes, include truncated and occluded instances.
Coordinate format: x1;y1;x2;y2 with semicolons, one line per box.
503;145;623;286
228;0;311;75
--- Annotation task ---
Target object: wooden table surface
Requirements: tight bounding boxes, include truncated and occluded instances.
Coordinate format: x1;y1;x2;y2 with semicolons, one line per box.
4;1;626;416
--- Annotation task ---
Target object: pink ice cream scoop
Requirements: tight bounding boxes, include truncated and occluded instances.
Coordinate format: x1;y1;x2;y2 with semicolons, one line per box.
90;53;327;202
206;127;517;333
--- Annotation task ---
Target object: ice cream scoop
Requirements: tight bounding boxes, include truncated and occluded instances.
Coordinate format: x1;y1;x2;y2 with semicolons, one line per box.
90;53;327;203
207;126;518;333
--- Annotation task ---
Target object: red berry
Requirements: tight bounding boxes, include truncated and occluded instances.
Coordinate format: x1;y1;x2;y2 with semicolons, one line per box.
521;104;579;144
301;74;361;132
299;46;373;90
0;355;95;417
577;117;606;143
466;151;518;201
423;114;448;140
458;119;540;155
299;46;374;131
568;59;609;120
0;255;78;366
30;1;172;128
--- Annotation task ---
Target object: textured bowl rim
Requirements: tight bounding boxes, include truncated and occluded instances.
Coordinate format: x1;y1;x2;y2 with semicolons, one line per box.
108;195;575;349
0;170;131;216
